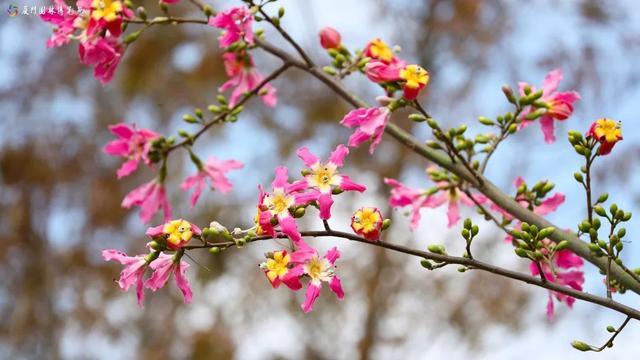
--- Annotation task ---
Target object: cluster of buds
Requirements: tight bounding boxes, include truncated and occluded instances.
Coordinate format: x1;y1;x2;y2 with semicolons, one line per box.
318;27;370;78
586;203;632;260
512;223;563;261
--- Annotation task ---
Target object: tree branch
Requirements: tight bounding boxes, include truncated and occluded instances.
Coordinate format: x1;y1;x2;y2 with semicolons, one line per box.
185;229;640;321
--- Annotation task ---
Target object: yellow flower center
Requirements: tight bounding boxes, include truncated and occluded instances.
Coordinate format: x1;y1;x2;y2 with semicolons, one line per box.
594;118;622;143
309;163;339;192
163;219;193;247
265;251;290;282
369;38;394;62
265;189;294;216
304;257;331;282
399;65;429;89
91;0;123;22
352;208;381;233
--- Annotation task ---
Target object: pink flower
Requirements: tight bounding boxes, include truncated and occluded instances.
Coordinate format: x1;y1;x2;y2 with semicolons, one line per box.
145;219;202;250
295;144;366;219
351;207;383;241
181;157;244;206
586;118;623;155
423;184;488;228
340;107;391;154
121;180;172;224
364;60;404;83
519;70;581;143
40;0;79;48
364;38;402;64
208;6;254;48
103;122;160;178
295;247;344;313
319;27;341;50
529;248;584;320
219;52;277;108
79;36;125;84
258;167;317;244
102;249;149;306
259;250;304;291
145;253;193;304
385;178;432;230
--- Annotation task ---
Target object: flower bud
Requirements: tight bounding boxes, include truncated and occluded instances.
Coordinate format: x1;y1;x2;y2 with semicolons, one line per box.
593;206;606;217
427;244;446;254
420;259;433;269
570;341;592;352
319;27;342;50
209;246;220;254
555;240;570;251
501;85;517;104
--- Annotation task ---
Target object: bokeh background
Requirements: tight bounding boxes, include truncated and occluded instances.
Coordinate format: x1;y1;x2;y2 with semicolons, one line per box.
2;0;640;358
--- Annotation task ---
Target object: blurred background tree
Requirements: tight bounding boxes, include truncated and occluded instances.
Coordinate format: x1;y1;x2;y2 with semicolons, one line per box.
1;0;640;358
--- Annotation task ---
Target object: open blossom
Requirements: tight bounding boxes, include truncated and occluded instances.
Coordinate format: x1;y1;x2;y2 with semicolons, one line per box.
259;250;304;290
208;6;254;48
146;219;201;250
530;247;584;320
385;178;433;230
586;118;622;155
365;62;429;100
220;52;277;108
258;167;316;244
145;253;193;304
102;249;150;306
364;38;401;64
121;179;172;224
399;65;429;100
340;107;391;154
103;122;159;178
40;0;85;48
181;157;244;206
295;145;366;219
519;69;581;143
319;27;341;49
295;247;344;313
351;207;383;241
79;36;125;84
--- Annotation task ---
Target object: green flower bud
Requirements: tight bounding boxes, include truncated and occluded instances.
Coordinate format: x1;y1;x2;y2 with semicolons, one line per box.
381;218;392;231
209;246;220;254
461;228;470;239
597;193;609;203
478;116;495;126
182;114;197;123
571;341;592;352
609;203;618;215
463;218;472;229
427;244;446;254
574;145;585;155
420;259;433;269
208;105;221;113
593;206;606;217
294;207;306;218
514;248;529;258
501;85;517;104
623;212;632;221
426;118;439;130
598;239;607;249
471;225;479;236
409;114;428;122
617;228;626;238
588;243;600;252
555;240;570;251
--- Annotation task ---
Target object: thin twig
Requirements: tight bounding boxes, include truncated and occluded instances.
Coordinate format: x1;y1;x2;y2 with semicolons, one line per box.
183;229;640;321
